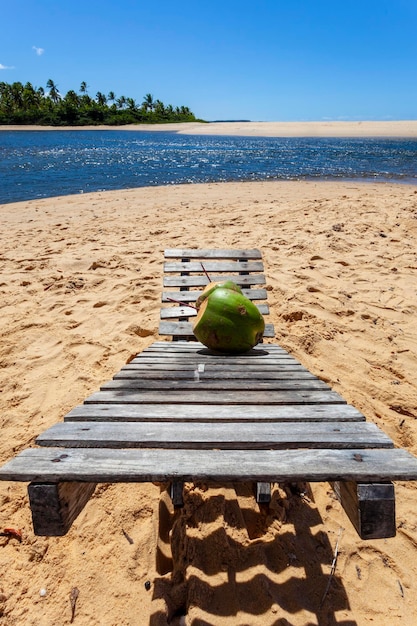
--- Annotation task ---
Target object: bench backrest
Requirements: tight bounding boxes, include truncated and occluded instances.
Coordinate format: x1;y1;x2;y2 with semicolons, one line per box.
159;248;275;340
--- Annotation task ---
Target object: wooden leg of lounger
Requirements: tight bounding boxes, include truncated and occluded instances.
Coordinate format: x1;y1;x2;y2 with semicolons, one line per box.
28;482;96;536
170;481;184;507
331;481;396;540
256;482;271;504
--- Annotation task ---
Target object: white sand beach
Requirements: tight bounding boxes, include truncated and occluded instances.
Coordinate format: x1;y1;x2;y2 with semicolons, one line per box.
2;119;417;137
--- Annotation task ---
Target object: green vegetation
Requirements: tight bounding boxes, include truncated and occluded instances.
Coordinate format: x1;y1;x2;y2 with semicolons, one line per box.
0;80;203;126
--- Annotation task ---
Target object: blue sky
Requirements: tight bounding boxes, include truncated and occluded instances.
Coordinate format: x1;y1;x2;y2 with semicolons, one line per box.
1;0;417;121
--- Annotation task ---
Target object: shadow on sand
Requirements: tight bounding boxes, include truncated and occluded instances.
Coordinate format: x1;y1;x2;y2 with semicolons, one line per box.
149;482;357;626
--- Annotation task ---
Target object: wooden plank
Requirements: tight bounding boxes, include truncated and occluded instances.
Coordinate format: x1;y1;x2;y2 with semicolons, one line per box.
160;303;270;319
114;369;316;381
158;321;275;337
83;389;346;405
36;421;393;449
137;346;292;357
64;403;365;423
331;481;396;540
27;481;96;536
162;288;269;303
163;274;266;288
101;378;329;391
164;249;263;260
164;261;264;273
160;306;198;319
3;448;417;483
142;341;287;352
130;352;298;364
120;365;308;377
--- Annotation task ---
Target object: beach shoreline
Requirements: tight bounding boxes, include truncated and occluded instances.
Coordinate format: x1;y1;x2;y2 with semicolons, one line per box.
2;119;417;137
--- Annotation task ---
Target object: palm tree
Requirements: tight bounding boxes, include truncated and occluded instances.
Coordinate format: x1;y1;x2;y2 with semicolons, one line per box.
64;90;80;106
46;79;60;103
96;91;107;106
80;81;88;95
142;93;155;112
107;91;115;103
22;82;38;109
116;95;127;109
154;99;165;117
126;97;136;110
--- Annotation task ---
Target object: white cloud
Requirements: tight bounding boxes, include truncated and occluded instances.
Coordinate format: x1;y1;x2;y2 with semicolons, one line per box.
32;46;45;56
0;63;14;70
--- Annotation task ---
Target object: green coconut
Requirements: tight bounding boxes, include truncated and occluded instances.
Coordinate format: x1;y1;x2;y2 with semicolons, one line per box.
196;280;243;310
193;287;265;354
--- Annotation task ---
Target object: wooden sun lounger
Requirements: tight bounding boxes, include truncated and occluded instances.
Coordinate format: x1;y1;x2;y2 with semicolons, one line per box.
1;248;417;541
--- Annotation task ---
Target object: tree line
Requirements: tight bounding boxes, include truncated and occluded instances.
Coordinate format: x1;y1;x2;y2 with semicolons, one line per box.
0;79;202;125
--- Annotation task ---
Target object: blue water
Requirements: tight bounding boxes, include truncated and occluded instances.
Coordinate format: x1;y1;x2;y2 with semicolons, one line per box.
1;130;416;204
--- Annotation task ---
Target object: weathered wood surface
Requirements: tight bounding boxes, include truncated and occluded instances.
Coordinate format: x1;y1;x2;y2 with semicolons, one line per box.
27;481;96;536
163;274;267;288
120;365;309;376
164;261;265;273
3;448;417;483
36;421;393;449
134;357;296;365
142;341;287;352
121;349;309;365
158;321;275;338
100;378;329;391
64;403;365;423
128;353;299;365
84;389;346;405
160;248;273;339
164;249;263;259
114;369;316;380
160;303;270;319
332;481;396;539
162;288;268;303
256;482;272;503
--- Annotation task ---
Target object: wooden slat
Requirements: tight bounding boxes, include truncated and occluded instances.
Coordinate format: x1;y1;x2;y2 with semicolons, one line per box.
162;288;268;303
64;403;366;423
36;421;393;449
114;369;316;381
143;341;287;352
158;321;275;337
83;389;346;405
160;303;270;319
3;448;417;483
130;341;300;360
163;274;266;288
163;261;264;273
121;364;308;374
160;306;198;319
164;249;263;260
101;378;329;391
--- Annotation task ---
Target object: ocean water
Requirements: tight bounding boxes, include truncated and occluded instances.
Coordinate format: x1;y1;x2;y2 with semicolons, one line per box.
0;129;416;204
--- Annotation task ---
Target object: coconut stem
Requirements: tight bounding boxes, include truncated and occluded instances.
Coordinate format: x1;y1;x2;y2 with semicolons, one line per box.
201;262;212;282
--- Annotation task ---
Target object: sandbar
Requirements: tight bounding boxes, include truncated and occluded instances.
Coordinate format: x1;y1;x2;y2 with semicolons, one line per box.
2;119;417;136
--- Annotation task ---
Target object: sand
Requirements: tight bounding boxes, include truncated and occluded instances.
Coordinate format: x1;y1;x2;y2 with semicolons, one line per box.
1;178;417;625
2;120;417;137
